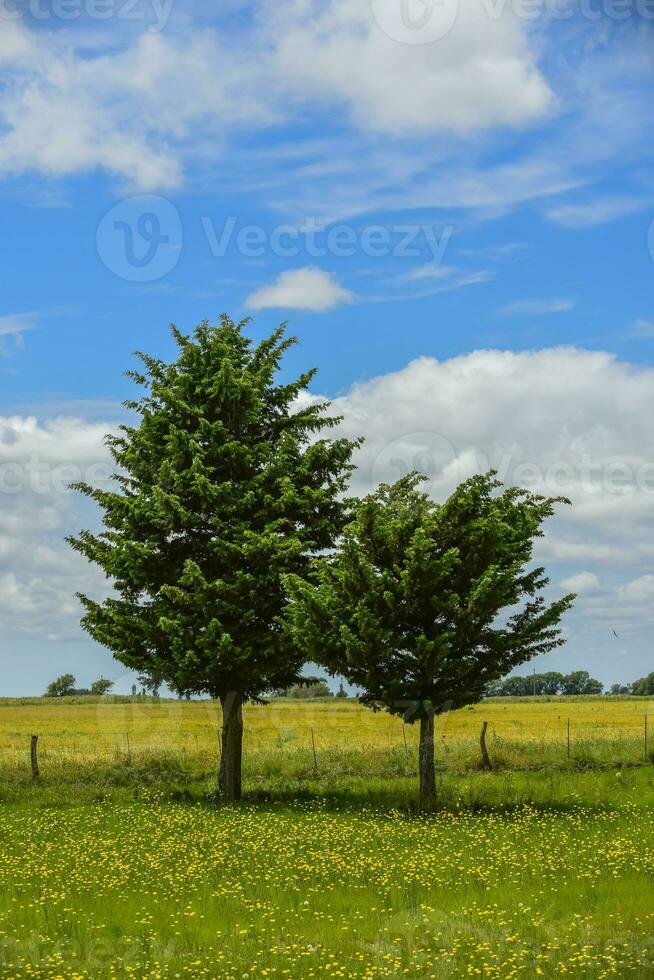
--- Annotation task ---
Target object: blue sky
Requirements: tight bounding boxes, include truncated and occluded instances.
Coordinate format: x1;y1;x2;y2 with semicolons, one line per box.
0;5;653;694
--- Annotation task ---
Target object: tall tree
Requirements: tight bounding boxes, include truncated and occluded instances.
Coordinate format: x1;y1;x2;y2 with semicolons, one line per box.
559;671;603;695
285;472;574;808
45;673;76;698
68;316;357;799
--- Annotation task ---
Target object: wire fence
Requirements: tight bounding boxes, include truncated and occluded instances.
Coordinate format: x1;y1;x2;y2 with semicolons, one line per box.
1;712;651;784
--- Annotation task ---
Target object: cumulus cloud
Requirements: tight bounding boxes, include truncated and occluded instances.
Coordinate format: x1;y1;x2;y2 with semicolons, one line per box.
319;347;654;572
617;575;654;603
0;23;270;190
3;346;654;679
246;267;354;312
0;5;553;190
0;415;115;638
560;571;600;595
269;0;551;134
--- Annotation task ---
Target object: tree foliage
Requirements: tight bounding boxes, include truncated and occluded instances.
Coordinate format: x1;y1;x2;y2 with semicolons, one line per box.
68;316;357;798
90;678;114;696
486;670;602;697
285;472;575;805
45;674;76;698
631;671;654;696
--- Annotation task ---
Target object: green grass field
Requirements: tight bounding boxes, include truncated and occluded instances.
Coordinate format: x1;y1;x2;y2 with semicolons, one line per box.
1;697;653;978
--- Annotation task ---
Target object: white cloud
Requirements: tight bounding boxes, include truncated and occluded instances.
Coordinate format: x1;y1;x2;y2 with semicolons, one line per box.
0;5;554;191
3;346;654;680
629;319;654;339
246;267;354;312
0;23;270;190
498;298;575;317
320;347;654;570
0;312;37;337
0;415;115;637
618;575;654;603
545;196;650;229
269;0;552;134
0;312;38;355
560;571;600;595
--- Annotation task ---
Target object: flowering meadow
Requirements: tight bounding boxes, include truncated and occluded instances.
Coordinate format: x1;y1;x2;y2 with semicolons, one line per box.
0;698;653;978
0;793;653;978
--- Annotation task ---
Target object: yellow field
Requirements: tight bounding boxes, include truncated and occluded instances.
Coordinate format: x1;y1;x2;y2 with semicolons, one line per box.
0;696;652;780
2;696;654;976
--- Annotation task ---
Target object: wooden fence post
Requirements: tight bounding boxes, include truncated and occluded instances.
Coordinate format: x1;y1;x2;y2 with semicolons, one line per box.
479;721;491;770
30;735;40;784
645;715;649;761
402;722;410;770
310;727;318;776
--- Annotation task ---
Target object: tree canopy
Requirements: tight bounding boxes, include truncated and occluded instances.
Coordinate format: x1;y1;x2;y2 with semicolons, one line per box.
486;670;602;697
68;316;357;798
285;472;575;806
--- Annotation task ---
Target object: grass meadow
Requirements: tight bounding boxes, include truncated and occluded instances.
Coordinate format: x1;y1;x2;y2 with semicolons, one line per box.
0;696;653;978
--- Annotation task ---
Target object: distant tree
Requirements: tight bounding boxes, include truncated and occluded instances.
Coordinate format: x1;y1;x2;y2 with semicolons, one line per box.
137;670;165;698
489;670;600;697
90;678;114;696
285;472;574;808
539;671;564;695
45;674;76;698
131;684;137;697
631;672;654;696
335;682;348;699
287;677;333;699
560;670;603;695
609;682;632;695
498;675;532;697
68;317;356;801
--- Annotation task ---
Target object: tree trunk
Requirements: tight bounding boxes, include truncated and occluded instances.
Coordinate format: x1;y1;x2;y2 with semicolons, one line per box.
418;707;436;809
219;691;243;801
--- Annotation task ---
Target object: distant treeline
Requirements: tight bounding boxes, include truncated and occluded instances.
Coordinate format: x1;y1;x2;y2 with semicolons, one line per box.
271;677;348;699
486;670;654;697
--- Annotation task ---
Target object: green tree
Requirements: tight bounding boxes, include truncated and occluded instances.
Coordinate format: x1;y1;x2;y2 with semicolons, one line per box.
287;678;333;699
631;672;654;696
539;671;564;695
45;673;76;697
90;678;114;696
68;317;356;800
609;682;632;695
285;472;574;808
497;675;532;697
560;670;603;695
